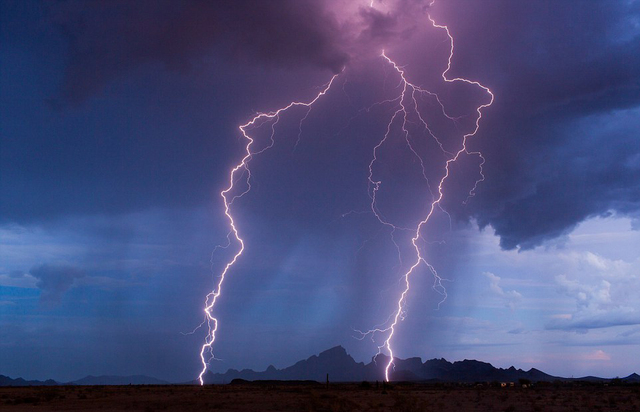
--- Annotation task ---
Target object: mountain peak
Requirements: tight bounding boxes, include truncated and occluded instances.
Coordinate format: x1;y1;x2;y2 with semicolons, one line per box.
319;346;347;358
623;373;640;382
200;345;637;385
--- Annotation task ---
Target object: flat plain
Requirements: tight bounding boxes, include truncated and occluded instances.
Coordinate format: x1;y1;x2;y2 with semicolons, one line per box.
2;382;639;411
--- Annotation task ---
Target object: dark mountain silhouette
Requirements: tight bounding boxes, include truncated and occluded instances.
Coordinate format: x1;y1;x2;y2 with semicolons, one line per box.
203;346;368;383
0;374;168;386
203;345;638;384
622;373;640;383
3;347;638;386
69;375;170;385
571;375;608;382
0;375;58;386
201;345;559;384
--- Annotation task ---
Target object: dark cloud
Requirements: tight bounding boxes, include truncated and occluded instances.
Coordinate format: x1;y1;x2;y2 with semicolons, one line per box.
470;109;640;250
29;263;85;304
435;0;640;249
2;0;639;249
356;6;404;44
48;0;350;106
0;0;433;224
48;0;439;106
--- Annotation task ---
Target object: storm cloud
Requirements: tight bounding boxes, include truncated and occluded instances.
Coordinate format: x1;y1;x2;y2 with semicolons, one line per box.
11;0;637;249
433;0;640;249
29;263;85;304
49;0;350;105
2;0;640;382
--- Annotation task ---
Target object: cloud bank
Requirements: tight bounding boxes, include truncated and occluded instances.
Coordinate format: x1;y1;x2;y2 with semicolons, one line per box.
29;263;85;304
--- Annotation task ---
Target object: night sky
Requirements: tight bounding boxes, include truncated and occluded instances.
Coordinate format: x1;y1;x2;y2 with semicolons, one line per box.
1;0;639;383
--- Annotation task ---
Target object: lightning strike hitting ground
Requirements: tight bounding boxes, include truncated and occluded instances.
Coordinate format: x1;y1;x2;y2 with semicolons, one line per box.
198;75;339;385
357;13;493;382
198;1;492;385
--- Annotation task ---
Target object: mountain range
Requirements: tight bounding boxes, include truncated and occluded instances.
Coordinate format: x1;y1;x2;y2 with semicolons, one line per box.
202;345;640;385
0;374;169;386
0;375;58;387
3;346;639;386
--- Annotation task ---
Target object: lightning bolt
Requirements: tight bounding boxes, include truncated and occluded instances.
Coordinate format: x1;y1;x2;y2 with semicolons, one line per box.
197;74;339;385
358;12;493;381
198;0;492;385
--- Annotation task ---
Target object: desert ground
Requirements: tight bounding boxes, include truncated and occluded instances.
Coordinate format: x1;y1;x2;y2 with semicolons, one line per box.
2;382;639;411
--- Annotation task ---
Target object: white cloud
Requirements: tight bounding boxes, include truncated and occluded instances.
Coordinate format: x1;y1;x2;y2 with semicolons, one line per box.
555;274;611;309
483;271;522;309
550;250;640;331
584;350;611;361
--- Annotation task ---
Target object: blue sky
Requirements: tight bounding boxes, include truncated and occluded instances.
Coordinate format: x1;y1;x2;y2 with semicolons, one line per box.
1;0;639;382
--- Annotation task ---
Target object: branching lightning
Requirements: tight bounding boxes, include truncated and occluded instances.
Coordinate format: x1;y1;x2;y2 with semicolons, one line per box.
357;10;493;382
198;0;492;385
198;74;339;385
